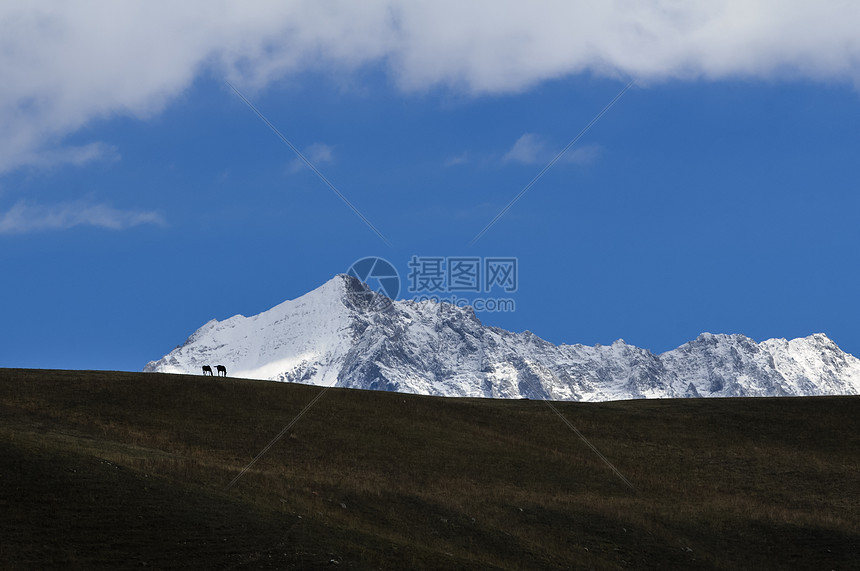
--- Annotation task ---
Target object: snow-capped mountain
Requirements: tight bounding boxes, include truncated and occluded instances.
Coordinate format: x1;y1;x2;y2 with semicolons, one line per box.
144;274;860;401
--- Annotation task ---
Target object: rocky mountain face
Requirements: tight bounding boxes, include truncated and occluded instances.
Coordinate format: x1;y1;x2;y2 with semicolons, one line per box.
144;274;860;401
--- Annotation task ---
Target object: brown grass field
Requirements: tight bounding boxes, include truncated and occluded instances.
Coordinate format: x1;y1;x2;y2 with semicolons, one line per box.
0;368;858;569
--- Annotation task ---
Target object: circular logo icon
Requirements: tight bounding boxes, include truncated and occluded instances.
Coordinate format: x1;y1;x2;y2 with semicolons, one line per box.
346;256;400;310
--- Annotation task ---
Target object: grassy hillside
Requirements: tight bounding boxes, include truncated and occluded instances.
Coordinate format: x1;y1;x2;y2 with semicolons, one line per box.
1;368;858;569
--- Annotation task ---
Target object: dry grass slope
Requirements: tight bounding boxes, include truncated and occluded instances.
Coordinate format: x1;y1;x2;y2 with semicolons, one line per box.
0;368;858;569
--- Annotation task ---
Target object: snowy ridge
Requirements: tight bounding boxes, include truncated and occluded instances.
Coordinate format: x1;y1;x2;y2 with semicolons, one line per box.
144;274;860;401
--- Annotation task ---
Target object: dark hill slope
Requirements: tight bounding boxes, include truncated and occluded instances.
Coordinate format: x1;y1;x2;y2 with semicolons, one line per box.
1;368;858;569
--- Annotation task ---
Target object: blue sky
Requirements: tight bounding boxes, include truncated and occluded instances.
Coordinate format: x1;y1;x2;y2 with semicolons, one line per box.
1;2;859;370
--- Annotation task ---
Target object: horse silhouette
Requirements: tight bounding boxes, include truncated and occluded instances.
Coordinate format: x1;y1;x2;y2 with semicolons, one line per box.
202;365;213;376
216;365;227;377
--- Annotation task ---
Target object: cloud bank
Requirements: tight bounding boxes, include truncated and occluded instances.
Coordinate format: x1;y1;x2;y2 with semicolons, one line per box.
288;143;335;174
2;1;860;173
0;201;165;234
503;134;601;166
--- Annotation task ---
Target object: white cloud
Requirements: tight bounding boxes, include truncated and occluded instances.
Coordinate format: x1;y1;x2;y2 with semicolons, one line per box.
15;142;120;170
443;152;470;167
0;200;165;234
2;1;860;173
288;142;335;174
563;144;602;166
504;133;546;164
504;133;601;166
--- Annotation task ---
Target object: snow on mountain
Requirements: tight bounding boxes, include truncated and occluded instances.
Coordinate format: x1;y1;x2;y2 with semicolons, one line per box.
144;274;860;401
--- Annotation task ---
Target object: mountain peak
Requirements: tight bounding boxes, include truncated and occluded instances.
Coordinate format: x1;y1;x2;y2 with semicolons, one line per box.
145;276;860;401
304;272;366;301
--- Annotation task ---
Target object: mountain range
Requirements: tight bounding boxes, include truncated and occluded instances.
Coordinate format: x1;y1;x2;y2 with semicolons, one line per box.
144;274;860;401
